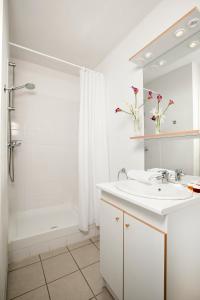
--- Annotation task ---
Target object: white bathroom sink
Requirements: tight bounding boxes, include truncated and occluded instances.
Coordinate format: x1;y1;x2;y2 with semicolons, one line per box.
115;180;193;200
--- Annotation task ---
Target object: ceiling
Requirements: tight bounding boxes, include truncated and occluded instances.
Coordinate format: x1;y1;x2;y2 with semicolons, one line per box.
9;0;161;70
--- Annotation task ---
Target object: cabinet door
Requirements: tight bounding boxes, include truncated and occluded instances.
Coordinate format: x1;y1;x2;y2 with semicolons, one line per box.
124;213;165;300
100;200;123;300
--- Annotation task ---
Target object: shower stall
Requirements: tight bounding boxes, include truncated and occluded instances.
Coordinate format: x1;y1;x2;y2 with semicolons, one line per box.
7;59;98;262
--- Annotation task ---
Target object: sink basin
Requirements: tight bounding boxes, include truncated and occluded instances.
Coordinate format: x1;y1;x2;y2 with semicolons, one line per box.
115;180;193;200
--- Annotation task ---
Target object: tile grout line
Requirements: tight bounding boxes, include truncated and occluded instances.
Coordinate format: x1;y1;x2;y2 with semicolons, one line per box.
8;284;46;300
43;260;101;285
8;259;41;273
45;269;79;285
80;260;100;271
41;259;100;285
8;249;68;273
8;239;98;273
95;288;114;299
8;241;100;300
67;240;93;251
40;248;69;262
39;247;67;261
67;247;98;299
66;245;100;270
89;238;100;250
39;255;52;300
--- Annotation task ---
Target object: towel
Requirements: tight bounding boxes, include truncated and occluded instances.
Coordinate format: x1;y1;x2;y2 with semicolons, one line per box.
127;170;159;184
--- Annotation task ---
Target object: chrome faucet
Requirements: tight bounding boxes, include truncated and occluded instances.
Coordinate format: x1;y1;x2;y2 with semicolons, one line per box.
155;170;170;184
117;168;128;181
175;169;184;182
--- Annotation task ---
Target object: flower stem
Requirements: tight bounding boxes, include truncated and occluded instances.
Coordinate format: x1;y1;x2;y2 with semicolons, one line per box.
135;94;137;108
120;109;132;116
129;105;136;119
157;101;160;114
162;104;170;115
138;98;147;109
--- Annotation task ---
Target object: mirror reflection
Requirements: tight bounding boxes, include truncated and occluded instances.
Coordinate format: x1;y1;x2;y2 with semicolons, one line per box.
143;25;200;175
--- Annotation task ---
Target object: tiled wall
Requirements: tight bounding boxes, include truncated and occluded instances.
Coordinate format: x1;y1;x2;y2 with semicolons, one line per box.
0;0;9;298
8;59;80;212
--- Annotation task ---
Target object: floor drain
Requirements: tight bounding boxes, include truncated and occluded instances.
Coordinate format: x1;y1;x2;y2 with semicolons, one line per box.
50;226;58;230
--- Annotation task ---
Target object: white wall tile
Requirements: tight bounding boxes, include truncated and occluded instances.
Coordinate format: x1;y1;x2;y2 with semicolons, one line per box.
8;59;80;212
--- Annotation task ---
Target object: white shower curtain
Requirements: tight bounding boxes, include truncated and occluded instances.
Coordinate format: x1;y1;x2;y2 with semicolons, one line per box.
78;68;109;232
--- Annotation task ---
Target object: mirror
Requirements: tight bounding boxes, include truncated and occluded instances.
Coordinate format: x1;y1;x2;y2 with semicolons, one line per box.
142;9;200;175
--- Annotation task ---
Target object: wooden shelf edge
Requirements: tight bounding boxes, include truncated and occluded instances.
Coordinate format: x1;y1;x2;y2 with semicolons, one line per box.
129;7;197;62
130;130;200;140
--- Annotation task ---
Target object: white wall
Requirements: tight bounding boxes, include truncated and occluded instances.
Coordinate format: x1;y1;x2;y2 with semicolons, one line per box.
192;62;200;175
8;59;80;212
145;64;194;174
0;0;9;298
96;0;199;180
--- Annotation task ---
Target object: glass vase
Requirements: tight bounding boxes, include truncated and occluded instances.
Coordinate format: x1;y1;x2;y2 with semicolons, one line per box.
133;116;141;136
155;116;161;134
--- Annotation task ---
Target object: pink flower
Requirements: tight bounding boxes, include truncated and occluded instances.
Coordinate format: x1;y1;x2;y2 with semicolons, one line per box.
147;90;153;100
115;107;122;113
151;115;156;121
131;86;139;95
169;99;174;105
157;94;162;103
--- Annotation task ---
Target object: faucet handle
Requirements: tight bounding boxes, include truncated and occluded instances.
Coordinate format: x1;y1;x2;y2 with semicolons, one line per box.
175;169;184;181
175;168;184;174
159;170;170;183
161;170;169;175
117;168;128;181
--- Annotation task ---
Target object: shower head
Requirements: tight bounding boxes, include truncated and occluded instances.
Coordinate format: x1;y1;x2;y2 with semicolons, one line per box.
4;82;36;93
13;82;36;91
25;83;35;90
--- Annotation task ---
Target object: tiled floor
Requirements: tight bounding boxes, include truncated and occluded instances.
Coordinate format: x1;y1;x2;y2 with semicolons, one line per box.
7;237;114;300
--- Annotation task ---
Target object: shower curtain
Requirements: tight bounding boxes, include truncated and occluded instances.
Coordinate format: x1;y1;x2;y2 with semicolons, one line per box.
78;68;109;232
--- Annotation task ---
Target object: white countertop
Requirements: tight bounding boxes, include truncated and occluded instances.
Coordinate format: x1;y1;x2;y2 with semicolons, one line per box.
97;182;200;215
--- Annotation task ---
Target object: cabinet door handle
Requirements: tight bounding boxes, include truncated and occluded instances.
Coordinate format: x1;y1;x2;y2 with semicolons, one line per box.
115;217;120;222
125;224;130;228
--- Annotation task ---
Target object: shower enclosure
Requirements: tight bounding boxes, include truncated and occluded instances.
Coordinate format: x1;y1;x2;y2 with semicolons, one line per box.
8;59;98;263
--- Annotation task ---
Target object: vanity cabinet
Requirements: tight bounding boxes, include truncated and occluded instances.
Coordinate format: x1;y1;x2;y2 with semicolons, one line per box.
100;200;123;300
100;200;166;300
98;184;200;300
124;213;165;300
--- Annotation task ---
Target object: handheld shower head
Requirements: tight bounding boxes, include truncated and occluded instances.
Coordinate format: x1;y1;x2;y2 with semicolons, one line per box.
25;83;35;90
13;82;36;91
4;82;36;93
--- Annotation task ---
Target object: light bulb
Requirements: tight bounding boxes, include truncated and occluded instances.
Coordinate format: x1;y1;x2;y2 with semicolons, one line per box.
159;60;167;66
174;28;185;37
144;52;153;59
189;40;199;48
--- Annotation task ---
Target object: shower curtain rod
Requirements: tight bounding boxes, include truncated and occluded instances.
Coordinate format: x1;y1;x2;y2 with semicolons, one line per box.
9;42;91;71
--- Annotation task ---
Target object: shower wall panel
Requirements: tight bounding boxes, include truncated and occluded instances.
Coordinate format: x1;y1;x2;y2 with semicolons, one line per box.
8;59;80;212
